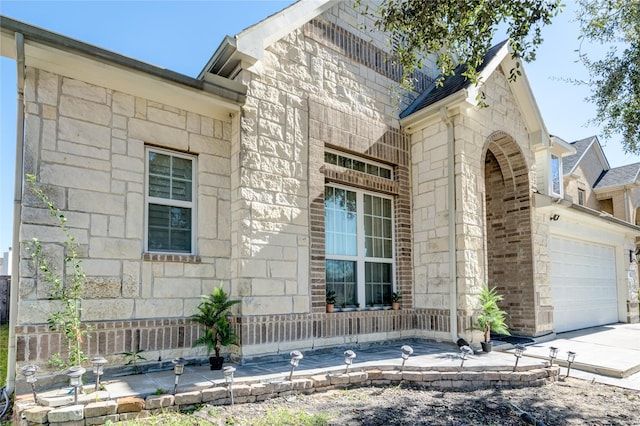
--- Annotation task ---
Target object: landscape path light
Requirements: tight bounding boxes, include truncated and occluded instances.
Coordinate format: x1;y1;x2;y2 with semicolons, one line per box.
223;365;236;406
21;364;39;403
400;345;413;371
91;356;107;392
513;344;526;372
548;347;559;367
344;350;356;374
566;351;577;377
288;350;303;381
172;357;186;394
65;366;86;405
459;345;473;370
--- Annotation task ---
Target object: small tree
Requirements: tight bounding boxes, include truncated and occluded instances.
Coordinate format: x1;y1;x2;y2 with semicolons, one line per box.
192;284;240;358
25;174;90;368
475;284;510;343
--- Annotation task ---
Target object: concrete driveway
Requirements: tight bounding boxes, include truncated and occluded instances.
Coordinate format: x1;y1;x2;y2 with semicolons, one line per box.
518;323;640;390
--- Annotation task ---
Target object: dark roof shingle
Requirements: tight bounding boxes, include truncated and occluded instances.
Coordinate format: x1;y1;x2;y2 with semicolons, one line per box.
400;40;508;119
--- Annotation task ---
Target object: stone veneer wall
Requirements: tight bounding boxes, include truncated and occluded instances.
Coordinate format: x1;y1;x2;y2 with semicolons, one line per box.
17;68;234;367
228;0;445;357
15;366;559;425
409;69;553;337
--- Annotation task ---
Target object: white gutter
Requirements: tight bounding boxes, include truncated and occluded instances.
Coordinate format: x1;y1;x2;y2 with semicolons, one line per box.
7;31;25;394
439;107;458;342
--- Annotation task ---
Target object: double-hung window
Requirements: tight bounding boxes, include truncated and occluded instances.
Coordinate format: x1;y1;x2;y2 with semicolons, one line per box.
145;148;196;254
325;185;394;306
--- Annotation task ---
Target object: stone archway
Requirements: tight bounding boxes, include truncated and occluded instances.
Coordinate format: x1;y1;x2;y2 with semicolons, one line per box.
483;132;536;336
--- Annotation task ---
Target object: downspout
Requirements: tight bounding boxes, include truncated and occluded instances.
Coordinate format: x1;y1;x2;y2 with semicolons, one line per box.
439;107;457;342
7;31;26;394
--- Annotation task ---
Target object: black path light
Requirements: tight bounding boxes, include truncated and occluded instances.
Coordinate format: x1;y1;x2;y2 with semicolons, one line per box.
65;366;86;405
548;346;559;367
288;350;303;381
344;350;356;374
566;351;577;377
223;365;236;406
91;357;107;392
172;357;186;394
513;344;526;372
21;364;39;403
400;345;413;371
459;345;474;369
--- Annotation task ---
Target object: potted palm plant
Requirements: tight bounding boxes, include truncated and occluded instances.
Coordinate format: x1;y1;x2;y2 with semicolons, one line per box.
475;284;510;352
326;290;337;313
192;284;240;370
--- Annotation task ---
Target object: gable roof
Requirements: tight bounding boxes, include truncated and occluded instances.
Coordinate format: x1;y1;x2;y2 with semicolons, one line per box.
562;135;610;176
400;40;508;119
594;162;640;190
199;0;337;78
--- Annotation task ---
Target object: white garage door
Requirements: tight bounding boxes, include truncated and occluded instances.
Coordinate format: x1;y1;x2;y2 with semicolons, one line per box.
550;237;618;333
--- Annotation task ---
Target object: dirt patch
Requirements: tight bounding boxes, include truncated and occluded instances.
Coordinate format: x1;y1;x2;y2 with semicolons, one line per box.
194;378;638;425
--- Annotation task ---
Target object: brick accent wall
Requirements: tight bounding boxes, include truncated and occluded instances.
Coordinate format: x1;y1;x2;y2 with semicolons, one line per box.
484;133;536;335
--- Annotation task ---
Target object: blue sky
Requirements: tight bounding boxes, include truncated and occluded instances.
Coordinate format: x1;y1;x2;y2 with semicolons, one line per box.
1;0;639;252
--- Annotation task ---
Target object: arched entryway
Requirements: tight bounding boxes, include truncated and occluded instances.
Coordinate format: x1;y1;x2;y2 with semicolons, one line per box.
483;132;536;336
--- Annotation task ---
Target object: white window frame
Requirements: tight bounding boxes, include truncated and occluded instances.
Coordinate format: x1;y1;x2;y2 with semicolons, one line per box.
578;188;585;206
325;148;394;180
550;154;562;197
144;147;197;254
325;183;395;306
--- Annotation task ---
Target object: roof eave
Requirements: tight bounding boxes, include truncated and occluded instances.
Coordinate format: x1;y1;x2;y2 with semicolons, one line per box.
0;16;246;111
400;90;470;133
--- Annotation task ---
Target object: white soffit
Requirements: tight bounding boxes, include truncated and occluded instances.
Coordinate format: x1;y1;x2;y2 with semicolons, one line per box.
235;0;340;62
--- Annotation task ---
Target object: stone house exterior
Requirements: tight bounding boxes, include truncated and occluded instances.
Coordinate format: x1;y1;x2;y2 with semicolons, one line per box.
2;0;639;387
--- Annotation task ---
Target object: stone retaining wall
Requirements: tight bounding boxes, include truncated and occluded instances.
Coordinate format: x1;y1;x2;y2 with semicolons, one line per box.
15;365;559;425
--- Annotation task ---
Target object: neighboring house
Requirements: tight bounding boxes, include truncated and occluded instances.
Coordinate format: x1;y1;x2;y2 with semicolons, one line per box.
1;0;638;387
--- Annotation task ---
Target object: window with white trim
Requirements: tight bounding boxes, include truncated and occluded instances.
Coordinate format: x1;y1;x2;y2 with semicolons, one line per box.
145;148;196;254
325;185;394;306
578;188;585;206
551;155;561;196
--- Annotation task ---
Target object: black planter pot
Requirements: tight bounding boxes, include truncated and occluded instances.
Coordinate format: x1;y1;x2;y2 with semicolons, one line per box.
209;356;224;370
481;341;493;353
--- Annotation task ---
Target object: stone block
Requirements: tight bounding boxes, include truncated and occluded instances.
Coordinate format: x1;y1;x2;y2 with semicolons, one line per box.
117;396;145;413
292;378;313;390
365;369;383;380
381;371;402;381
145;394;175;409
250;383;273;396
329;374;350;385
50;420;84;426
174;391;202;405
231;384;252;397
119;410;150;420
47;404;84;423
349;371;367;384
402;371;423;382
311;374;330;387
84;400;118;417
85;414;119;425
81;299;134;321
202;387;230;402
23;406;53;424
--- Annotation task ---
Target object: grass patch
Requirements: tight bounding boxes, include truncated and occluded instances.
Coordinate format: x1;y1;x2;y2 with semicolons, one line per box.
232;408;330;426
0;325;8;387
106;412;213;425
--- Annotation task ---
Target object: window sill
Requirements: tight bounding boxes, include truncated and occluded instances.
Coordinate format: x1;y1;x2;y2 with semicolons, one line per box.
143;253;201;263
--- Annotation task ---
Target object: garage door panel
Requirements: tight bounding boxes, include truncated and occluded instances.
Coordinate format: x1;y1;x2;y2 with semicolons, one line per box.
550;237;618;333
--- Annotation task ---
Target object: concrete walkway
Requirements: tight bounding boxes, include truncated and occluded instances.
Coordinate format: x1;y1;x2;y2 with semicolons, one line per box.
30;322;640;405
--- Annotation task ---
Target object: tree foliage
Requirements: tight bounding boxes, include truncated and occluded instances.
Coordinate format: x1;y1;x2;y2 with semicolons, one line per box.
357;0;562;89
576;0;640;153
